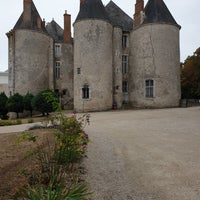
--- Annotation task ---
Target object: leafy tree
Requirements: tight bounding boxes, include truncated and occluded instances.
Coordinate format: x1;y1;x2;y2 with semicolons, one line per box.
6;93;24;118
23;92;34;117
181;47;200;99
32;89;59;116
0;92;8;119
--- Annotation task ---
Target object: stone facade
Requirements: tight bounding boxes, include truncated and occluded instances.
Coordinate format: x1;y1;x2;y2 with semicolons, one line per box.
7;0;181;112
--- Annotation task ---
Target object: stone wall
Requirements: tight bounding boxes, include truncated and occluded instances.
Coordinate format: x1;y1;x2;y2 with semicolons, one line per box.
129;24;181;108
112;27;123;109
8;29;53;95
55;42;74;109
74;19;113;112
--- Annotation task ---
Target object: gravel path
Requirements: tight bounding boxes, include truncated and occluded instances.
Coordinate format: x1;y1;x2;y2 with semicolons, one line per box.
83;107;200;200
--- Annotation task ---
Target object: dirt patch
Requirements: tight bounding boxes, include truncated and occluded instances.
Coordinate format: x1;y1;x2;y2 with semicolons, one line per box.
0;129;55;199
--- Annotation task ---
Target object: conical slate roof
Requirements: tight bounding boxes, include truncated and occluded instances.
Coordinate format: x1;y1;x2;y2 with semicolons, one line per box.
46;20;64;42
75;0;109;23
105;1;133;31
144;0;180;28
13;1;47;32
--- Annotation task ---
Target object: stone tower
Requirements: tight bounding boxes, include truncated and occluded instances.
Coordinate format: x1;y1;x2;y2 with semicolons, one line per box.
73;0;113;112
129;0;181;108
7;0;53;95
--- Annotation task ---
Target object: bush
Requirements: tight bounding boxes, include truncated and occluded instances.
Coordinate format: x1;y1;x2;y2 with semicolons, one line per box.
0;120;22;126
28;118;34;123
13;113;91;199
23;92;34;117
32;89;59;116
6;93;24;118
0;92;8;119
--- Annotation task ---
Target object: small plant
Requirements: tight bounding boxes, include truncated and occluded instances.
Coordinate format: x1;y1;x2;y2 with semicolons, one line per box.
16;119;22;124
0;120;22;126
16;132;38;143
28;118;34;123
13;113;91;200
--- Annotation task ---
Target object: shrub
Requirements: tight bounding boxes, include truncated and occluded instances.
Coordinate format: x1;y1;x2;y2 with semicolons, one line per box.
0;120;23;126
28;118;34;123
23;92;34;117
14;113;91;199
32;89;59;116
54;114;90;164
0;92;8;119
6;93;24;118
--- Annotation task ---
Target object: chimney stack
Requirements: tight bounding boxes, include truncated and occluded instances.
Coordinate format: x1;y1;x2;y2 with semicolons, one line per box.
23;0;32;28
134;0;144;27
37;17;42;31
64;10;71;43
80;0;85;9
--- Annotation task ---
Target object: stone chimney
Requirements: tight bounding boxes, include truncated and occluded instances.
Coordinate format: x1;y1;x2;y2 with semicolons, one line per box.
134;0;144;27
80;0;85;9
37;17;42;31
63;10;71;43
23;0;32;28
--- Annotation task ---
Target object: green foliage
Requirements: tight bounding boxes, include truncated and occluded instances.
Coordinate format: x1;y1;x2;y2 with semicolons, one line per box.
28;118;34;123
6;93;24;118
27;182;90;200
16;132;38;143
0;92;8;119
54;114;90;164
32;89;59;116
0;120;20;126
181;47;200;99
23;92;34;117
16;119;22;125
13;113;91;200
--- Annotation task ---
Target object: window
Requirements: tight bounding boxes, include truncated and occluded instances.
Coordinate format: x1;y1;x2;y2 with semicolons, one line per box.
82;84;89;99
55;44;61;57
145;79;154;98
122;55;128;74
122;81;128;93
77;68;81;74
122;35;128;48
55;61;61;79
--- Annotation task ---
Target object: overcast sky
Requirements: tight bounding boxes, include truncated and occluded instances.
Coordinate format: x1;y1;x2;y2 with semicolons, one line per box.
0;0;200;72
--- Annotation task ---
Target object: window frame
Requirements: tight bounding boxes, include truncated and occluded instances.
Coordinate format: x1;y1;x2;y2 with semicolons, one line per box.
122;55;128;74
82;84;90;99
55;44;62;57
145;79;154;98
122;34;128;48
122;81;128;93
55;61;61;79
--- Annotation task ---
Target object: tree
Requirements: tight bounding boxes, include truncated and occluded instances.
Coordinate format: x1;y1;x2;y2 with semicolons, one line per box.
32;89;59;116
181;47;200;99
6;93;24;118
0;92;8;119
23;92;34;117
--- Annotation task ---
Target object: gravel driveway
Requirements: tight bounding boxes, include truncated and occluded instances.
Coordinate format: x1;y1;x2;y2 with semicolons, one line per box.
83;107;200;200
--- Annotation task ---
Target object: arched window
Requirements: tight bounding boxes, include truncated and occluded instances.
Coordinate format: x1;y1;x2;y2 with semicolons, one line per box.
82;84;89;99
145;79;154;98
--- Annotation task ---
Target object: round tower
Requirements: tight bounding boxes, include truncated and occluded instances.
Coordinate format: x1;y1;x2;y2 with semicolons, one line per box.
7;0;53;95
74;0;113;112
129;0;181;108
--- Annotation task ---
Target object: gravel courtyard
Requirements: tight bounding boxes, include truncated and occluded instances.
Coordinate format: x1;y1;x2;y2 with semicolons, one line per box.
83;107;200;200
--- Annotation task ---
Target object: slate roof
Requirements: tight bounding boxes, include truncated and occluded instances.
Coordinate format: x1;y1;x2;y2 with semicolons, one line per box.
105;1;133;31
75;0;109;23
143;0;180;28
13;1;47;32
46;20;64;42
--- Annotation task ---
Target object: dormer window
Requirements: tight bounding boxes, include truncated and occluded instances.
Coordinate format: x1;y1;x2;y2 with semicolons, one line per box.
122;35;128;48
55;44;61;57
